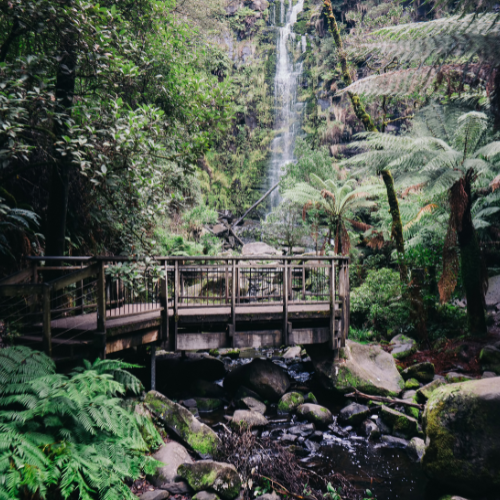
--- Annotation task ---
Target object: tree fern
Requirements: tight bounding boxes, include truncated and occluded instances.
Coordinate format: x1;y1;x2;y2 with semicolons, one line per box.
0;346;162;500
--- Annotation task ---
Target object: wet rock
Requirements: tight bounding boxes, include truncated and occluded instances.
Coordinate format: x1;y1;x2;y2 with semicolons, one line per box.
377;418;391;435
416;379;446;403
233;385;262;402
237;396;266;415
288;445;309;457
193;492;220;500
280;433;298;444
328;423;349;438
224;359;290;400
177;461;241;500
229;409;268;428
309;431;323;442
145;391;218;457
241;242;281;256
401;362;435;383
482;371;497;378
278;392;305;413
422;378;500;494
296;403;333;427
148;442;193;486
306;340;404;397
160;481;192;495
445;372;473;383
304;439;320;453
182;399;198;409
361;419;380;439
407;437;425;462
404;378;420;389
195;398;224;413
479;342;500;374
283;346;302;359
305;392;318;404
338;403;370;426
140;491;170;500
390;334;417;359
402;390;417;400
191;380;227;399
288;423;316;437
380;435;409;449
380;405;419;439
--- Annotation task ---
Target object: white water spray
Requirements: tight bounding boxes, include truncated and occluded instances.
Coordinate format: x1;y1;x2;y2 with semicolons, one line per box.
269;0;305;209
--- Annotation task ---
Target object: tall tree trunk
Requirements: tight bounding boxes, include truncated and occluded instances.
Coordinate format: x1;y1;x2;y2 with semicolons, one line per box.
453;173;487;335
45;21;76;257
323;0;407;281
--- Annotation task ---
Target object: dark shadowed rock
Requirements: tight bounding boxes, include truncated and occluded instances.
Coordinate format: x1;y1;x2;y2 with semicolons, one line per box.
402;362;435;383
237;396;266;415
338;403;370;426
148;441;193;486
296;404;333;427
224;359;290;400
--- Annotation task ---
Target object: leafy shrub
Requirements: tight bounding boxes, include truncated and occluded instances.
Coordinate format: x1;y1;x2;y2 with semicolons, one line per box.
350;268;409;335
0;346;162;500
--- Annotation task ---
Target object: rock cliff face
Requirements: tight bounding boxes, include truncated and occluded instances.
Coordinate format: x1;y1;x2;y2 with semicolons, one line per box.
422;378;500;494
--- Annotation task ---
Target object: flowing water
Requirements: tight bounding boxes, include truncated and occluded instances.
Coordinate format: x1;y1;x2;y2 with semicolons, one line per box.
269;0;306;209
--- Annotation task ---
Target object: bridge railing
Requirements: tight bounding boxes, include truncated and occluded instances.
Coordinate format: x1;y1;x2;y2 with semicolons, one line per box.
0;255;349;357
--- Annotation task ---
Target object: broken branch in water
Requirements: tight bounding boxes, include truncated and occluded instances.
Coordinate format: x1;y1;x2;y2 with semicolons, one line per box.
344;388;424;410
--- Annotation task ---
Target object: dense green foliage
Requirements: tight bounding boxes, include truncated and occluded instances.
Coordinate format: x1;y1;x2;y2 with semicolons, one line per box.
0;346;162;500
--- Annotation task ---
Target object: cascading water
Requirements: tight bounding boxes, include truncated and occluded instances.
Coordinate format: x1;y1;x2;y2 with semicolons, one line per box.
269;0;306;209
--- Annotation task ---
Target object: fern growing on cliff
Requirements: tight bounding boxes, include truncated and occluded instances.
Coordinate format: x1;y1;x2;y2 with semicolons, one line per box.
0;346;162;500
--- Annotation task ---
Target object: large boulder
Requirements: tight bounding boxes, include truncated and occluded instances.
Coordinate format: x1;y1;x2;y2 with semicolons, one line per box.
224;359;290;400
241;242;281;256
177;461;241;500
380;405;419;439
148;441;193;487
416;379;446;403
306;340;404;397
401;362;435;383
296;403;333;427
145;391;218;457
422;378;500;494
479;342;500;374
390;334;417;359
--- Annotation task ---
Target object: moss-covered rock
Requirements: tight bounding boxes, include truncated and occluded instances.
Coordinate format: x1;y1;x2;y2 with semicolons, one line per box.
177;461;241;500
145;390;218;457
296;403;333;427
422;378;500;494
445;372;473;383
416;379;446;403
229;409;268;428
194;398;224;413
338;402;370;425
390;334;417;359
479;343;500;374
380;405;419;439
405;378;420;390
305;392;318;404
306;340;404;397
402;362;435;383
278;392;305;413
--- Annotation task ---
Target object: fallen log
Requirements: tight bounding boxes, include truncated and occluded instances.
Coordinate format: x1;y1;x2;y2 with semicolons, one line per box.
344;388;424;410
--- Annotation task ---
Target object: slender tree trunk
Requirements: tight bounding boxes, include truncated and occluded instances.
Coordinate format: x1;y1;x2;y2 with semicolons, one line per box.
45;20;76;257
323;0;407;281
453;173;487;335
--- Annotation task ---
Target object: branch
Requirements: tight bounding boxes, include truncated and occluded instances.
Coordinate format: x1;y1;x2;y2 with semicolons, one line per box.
231;182;279;229
257;475;317;500
344;388;424;410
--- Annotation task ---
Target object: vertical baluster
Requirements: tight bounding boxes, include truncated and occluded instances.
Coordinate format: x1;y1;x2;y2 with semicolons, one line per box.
283;259;288;346
329;258;336;350
42;284;51;357
174;260;179;351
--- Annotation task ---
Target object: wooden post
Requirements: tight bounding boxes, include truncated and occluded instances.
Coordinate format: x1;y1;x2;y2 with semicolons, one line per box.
77;261;84;314
230;259;236;345
225;260;229;305
302;265;306;300
42;284;51;357
150;342;156;390
329;258;336;350
96;261;106;358
31;261;38;284
161;260;168;345
174;260;179;352
344;259;350;347
283;260;288;346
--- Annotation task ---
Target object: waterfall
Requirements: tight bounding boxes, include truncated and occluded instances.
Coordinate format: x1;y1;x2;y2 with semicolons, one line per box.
269;0;305;209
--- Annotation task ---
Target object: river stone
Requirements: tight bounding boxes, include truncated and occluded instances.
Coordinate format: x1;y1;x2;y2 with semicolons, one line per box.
422;377;500;494
191;380;227;399
401;362;435;383
140;491;170;500
288;423;315;437
306;340;404;397
194;398;224;413
404;378;420;390
283;346;302;359
379;435;409;449
237;396;266;414
177;461;241;500
241;242;280;256
229;409;268;428
145;391;218;457
305;392;318;403
148;441;193;486
445;372;473;383
361;419;380;439
380;405;418;439
224;359;290;400
479;342;500;374
390;334;417;359
278;392;305;413
296;403;333;427
338;403;370;426
407;437;425;462
416;379;446;403
193;492;220;500
402;390;417;400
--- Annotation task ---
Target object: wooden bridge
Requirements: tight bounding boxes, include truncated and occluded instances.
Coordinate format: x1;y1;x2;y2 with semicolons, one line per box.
0;255;350;363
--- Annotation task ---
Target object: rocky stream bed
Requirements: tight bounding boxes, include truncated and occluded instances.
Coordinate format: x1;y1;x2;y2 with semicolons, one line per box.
129;341;500;500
